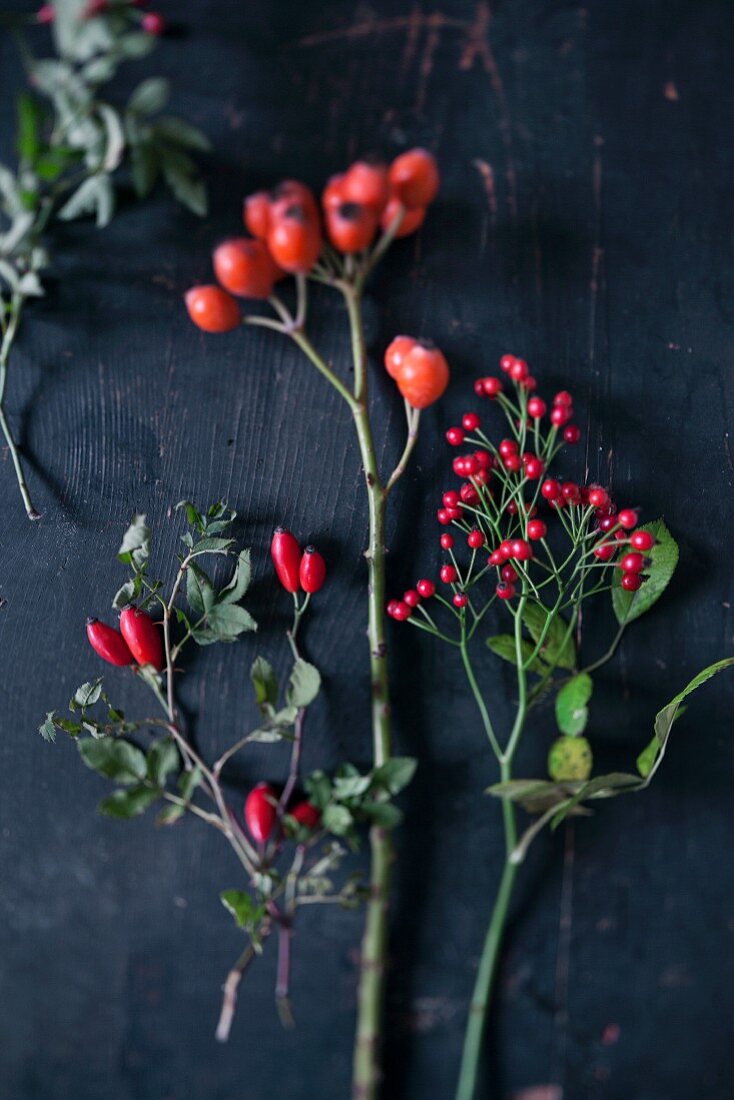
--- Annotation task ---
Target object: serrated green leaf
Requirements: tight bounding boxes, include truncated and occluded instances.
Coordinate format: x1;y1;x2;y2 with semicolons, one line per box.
98;785;159;819
39;713;57;743
372;757;417;796
555;673;593;736
78;737;147;785
304;771;332;810
190;536;233;557
333;774;372;799
220;889;261;930
250;656;278;710
487;634;549;675
156;803;184;826
57;174;114;227
612;519;679;625
17;93;43;165
549;773;642;829
147;738;179;786
286;659;321;709
523;603;575;671
118;513;150;568
362;802;402;828
322;804;354;835
204;602;257;641
73;680;103;708
154;115;212;152
186;561;215;615
637;656;734;778
112;580;136;611
178;765;202;803
220;549;252;605
130;141;159;199
160;154;207;216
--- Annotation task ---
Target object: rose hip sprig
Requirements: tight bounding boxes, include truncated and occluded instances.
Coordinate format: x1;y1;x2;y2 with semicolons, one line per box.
384;354;726;1100
185;147;442;1097
41;504;415;1042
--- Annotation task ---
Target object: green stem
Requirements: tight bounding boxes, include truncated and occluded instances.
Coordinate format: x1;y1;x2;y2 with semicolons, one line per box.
0;292;39;520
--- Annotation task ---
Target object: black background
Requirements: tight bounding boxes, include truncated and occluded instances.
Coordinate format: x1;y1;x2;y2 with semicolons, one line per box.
1;2;733;1098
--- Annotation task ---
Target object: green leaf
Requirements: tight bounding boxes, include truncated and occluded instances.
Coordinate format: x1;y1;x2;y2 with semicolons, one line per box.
612;519;679;625
112;580;136;611
57;174;114;228
189;536;234;557
250;656;278;710
39;713;58;743
220;889;261;930
523;603;575;671
487;634;548;675
304;771;332;810
128;77;170;116
322;804;354;836
286;659;321;709
333;773;372;799
550;773;643;829
203;603;257;641
130;141;159;199
98;786;159;819
73;680;103;708
178;765;202;802
555;673;593;736
362;802;403;828
159;152;207;216
78;737;147;785
147;739;179;785
220;549;252;604
118;514;150;568
637;656;734;779
186;562;215;615
176;500;204;529
156;803;184;826
154;115;212;152
17;93;43;164
372;757;417;796
117;32;156;59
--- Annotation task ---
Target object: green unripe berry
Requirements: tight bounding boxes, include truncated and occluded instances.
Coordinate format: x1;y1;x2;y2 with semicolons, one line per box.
548;735;593;782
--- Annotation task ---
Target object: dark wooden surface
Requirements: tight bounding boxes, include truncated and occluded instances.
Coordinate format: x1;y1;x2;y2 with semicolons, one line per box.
1;2;733;1097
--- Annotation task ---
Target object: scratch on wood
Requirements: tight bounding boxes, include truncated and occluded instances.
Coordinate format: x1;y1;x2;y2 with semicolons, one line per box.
399;5;423;78
724;433;734;479
292;12;466;49
550;824;575;1091
460;3;517;219
472;159;498;228
415;25;441;113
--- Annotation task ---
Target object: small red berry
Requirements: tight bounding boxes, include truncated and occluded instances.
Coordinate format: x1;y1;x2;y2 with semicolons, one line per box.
621;572;642;592
243;192;271;239
488;549;504;566
326;200;379;253
453;593;469;608
445;506;463;521
620;552;645;574
630;530;655;551
385;335;418;379
403;589;421;607
443;490;460;507
185;286;240;333
380;197;426;237
271;528;302;593
550;405;572;427
521;376;537;391
504;454;522;472
562;482;581;504
437;508;451;525
390;600;412;621
462;412;480;432
36;3;55;22
416;579;436;598
213;238;277;300
460;455;479;476
617;509;638;529
268;204;322;273
482;376;503;397
396;342;450;409
563;424;581;444
499;540;514;560
460;483;479;505
496;581;515;600
142;11;165;34
290;801;321;830
501;564;518;583
446;427;465;446
554;390;573;407
440;533;454;550
473;449;493;470
588;487;609;510
593;541;616;561
527;397;546;418
527;519;547;540
467;530;485;549
510;538;533;561
509;358;528;381
499;354;515;372
524;456;544;480
440;564;458;584
388;148;439;208
342;160;389;211
598;514;618;533
498;438;518;458
505;501;519;516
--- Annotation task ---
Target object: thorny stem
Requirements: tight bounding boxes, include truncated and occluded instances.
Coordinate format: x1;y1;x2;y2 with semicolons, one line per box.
0;292;40;519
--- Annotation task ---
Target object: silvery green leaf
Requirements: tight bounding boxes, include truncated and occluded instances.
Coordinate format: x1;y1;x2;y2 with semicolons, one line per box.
128;77;170;116
98;104;125;172
286;659;321;709
220;549;252;604
117;32;156;59
154;116;212;152
118;513;150;567
18;271;44;297
57;174;114;227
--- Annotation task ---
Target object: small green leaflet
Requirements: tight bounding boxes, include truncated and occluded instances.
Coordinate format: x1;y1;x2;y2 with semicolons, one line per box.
612;519;679;625
220;889;264;932
250;656;278;710
78;737;147;785
555;673;593;736
146;738;179;785
118;513;150;569
128;77;170;116
186;562;215;615
371;757;417;796
487;634;548;675
637;656;734;779
286;659;321;709
220;549;252;605
98;786;159;819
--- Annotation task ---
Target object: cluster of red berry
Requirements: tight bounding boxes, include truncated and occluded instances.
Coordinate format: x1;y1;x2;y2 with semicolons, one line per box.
270;528;326;595
243;782;320;846
184;148;439;334
86;606;164;669
37;1;166;35
387;354;656;619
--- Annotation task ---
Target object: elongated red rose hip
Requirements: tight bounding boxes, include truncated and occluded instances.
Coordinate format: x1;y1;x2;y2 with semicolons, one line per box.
299;546;327;593
86;619;133;666
120;606;164;671
244;782;277;843
290;800;321;830
271;527;302;593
